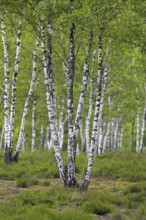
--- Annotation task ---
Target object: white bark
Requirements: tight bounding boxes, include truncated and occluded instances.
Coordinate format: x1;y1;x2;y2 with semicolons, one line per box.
79;118;85;152
31;96;37;152
40;20;67;186
67;21;76;186
2;14;10;158
40;125;44;147
85;50;96;155
130;119;135;152
0;125;4;149
97;65;108;154
58;103;66;150
13;38;39;161
139;103;146;153
9;16;22;150
102;121;110;153
118;126;124;150
44;126;50;149
136;111;140;152
113;118;119;152
82;34;104;190
73;34;92;158
22;132;26;151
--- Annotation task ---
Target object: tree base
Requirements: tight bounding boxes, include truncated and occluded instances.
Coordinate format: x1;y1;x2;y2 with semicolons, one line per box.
67;177;79;188
4;147;13;163
80;179;90;191
13;151;19;163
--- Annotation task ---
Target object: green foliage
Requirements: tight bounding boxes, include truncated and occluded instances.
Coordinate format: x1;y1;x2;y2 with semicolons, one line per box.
16;176;39;188
91;151;146;181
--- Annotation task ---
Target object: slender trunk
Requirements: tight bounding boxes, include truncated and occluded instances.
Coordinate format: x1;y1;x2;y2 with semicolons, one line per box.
81;34;104;190
13;38;39;162
97;65;108;154
98;121;104;154
9;17;22;150
111;118;115;152
22;132;26;151
95;42;110;153
31;96;37;152
40;125;44;147
130;118;135;152
73;34;93;159
118;126;124;150
58;103;66;150
2;13;11;162
113;118;119;152
139;104;146;153
85;50;96;155
136;111;140;152
40;20;67;186
67;21;76;186
47;22;56;119
0;124;4;149
44;126;50;149
79;118;85;152
102;121;110;153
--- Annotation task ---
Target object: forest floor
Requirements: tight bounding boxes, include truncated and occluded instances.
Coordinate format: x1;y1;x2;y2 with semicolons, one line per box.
0;150;146;220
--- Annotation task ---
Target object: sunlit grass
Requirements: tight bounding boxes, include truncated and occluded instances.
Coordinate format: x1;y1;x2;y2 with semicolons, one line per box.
0;149;146;219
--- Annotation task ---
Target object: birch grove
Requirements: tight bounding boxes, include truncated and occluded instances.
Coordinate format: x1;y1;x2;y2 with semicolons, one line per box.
1;0;146;191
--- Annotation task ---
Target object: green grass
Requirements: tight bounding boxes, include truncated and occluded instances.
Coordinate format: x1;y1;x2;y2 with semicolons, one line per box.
0;150;146;219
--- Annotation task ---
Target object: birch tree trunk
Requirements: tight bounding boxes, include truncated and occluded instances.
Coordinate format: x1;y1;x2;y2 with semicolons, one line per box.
73;34;93;160
58;103;66;150
40;125;44;147
0;125;4;149
95;41;110;154
130;118;135;152
81;33;104;190
22;132;26;151
118;126;124;151
47;22;56;120
102;121;110;153
85;51;96;155
13;38;39;162
97;65;108;154
66;21;77;186
31;96;37;152
9;17;22;151
44;126;51;149
139;104;146;153
136;111;140;152
2;13;11;162
40;20;67;186
113;118;119;152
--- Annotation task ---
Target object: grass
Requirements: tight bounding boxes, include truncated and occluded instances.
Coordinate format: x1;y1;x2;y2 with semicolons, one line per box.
0;149;146;219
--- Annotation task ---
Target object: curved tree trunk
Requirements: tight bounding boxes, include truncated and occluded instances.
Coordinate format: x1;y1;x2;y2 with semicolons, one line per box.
81;33;104;190
40;19;67;186
13;38;39;162
73;34;93;160
85;50;96;155
31;96;37;152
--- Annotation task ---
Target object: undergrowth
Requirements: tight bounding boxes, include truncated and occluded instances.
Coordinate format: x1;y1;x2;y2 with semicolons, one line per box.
0;150;146;219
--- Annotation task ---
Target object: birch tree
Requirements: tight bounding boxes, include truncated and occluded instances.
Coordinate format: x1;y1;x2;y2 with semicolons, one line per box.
40;18;67;186
2;13;22;163
81;33;104;190
13;37;39;161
